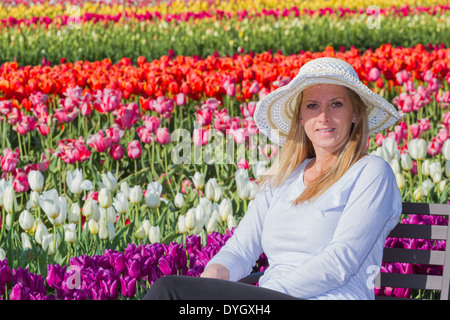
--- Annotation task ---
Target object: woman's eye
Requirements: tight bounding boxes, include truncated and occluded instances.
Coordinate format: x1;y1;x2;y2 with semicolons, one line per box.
306;103;318;109
332;101;343;107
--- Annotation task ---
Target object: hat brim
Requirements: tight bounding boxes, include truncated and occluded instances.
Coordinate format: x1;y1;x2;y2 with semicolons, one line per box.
254;66;404;146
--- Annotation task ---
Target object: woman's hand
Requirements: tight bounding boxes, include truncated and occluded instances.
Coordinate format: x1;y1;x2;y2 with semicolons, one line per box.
200;263;230;280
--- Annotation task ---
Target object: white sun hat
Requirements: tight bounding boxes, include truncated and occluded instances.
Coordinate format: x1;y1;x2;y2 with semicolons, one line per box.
253;57;404;146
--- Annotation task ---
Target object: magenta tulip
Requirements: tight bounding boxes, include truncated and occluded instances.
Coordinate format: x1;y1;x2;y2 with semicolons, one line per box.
155;127;171;145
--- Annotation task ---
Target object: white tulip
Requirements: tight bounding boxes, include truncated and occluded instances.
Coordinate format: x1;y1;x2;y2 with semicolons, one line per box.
198;197;212;218
400;153;413;171
422;179;434;196
98;187;112;208
185;208;196;230
88;219;99;235
82;197;96;218
101;171;118;191
21;232;32;250
34;219;48;245
99;223;109;240
227;214;237;229
120;181;130;199
42;233;61;255
3;185;17;214
408;138;427;161
429;161;442;184
19;209;35;231
442;139;450;161
68;202;81;223
142;219;151;235
235;169;250;200
136;225;146;240
382;137;398;159
422;159;431;176
0;179;12;206
129;185;143;204
50;196;67;226
390;159;401;175
145;191;160;209
113;191;128;213
0;248;6;260
177;215;188;234
64;223;77;243
149;225;161;244
66;169;93;195
395;173;405;190
174;192;185;209
191;172;205;189
445;160;450;178
248;180;259;200
219;198;233;222
26;190;40;210
206;213;218;233
27;170;44;192
38;189;60;220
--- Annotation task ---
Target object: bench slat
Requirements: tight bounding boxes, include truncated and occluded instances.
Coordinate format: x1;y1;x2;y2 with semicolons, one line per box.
382;247;446;265
375;272;443;291
402;202;450;216
387;224;448;240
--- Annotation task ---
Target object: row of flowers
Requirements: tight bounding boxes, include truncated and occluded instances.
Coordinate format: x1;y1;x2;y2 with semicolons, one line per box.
2;3;449;26
1;3;448;66
1;0;446;19
0;211;446;300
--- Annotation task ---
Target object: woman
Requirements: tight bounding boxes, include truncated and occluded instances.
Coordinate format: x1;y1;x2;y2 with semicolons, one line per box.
143;57;404;300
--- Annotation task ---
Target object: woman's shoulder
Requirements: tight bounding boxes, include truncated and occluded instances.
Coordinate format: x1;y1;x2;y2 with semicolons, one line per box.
350;154;396;180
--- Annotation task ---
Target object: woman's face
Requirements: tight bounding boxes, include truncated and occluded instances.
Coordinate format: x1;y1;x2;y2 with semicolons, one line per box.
299;84;357;156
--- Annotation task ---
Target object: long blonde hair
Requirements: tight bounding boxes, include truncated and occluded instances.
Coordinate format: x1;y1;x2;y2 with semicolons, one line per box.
258;87;369;205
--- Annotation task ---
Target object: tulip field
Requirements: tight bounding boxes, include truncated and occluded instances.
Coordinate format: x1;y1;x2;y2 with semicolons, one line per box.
0;0;449;300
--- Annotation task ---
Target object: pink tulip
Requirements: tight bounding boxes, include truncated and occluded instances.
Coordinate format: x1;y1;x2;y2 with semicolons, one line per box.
136;126;154;144
418;118;431;132
114;102;140;130
249;81;260;95
37;123;51;136
237;158;249;169
409;124;420;139
176;93;186;106
15;115;37;135
13;171;29;193
196;108;213;126
127;140;142;159
142;115;161;132
1;148;20;173
427;138;442;156
231;128;246;144
226;83;236;96
155;127;171;145
367;67;381;81
395;70;410;85
93;88;121;114
109;144;125;161
53;108;78;123
202;98;221;110
193;128;209;146
87;130;112;153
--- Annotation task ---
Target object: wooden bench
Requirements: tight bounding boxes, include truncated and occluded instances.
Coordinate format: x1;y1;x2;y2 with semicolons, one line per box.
238;202;450;300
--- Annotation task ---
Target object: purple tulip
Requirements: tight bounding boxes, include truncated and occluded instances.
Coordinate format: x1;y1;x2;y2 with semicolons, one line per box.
46;264;67;289
10;282;31;300
0;260;13;284
127;258;142;279
158;257;174;276
120;275;137;298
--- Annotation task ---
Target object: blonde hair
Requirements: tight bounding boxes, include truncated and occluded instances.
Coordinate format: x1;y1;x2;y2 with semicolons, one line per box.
258;87;369;205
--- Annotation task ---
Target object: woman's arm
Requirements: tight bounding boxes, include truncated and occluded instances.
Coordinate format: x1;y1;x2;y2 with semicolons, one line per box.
204;183;274;281
200;263;230;280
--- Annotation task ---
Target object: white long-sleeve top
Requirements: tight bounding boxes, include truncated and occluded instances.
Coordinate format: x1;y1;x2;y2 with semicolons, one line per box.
206;155;402;299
